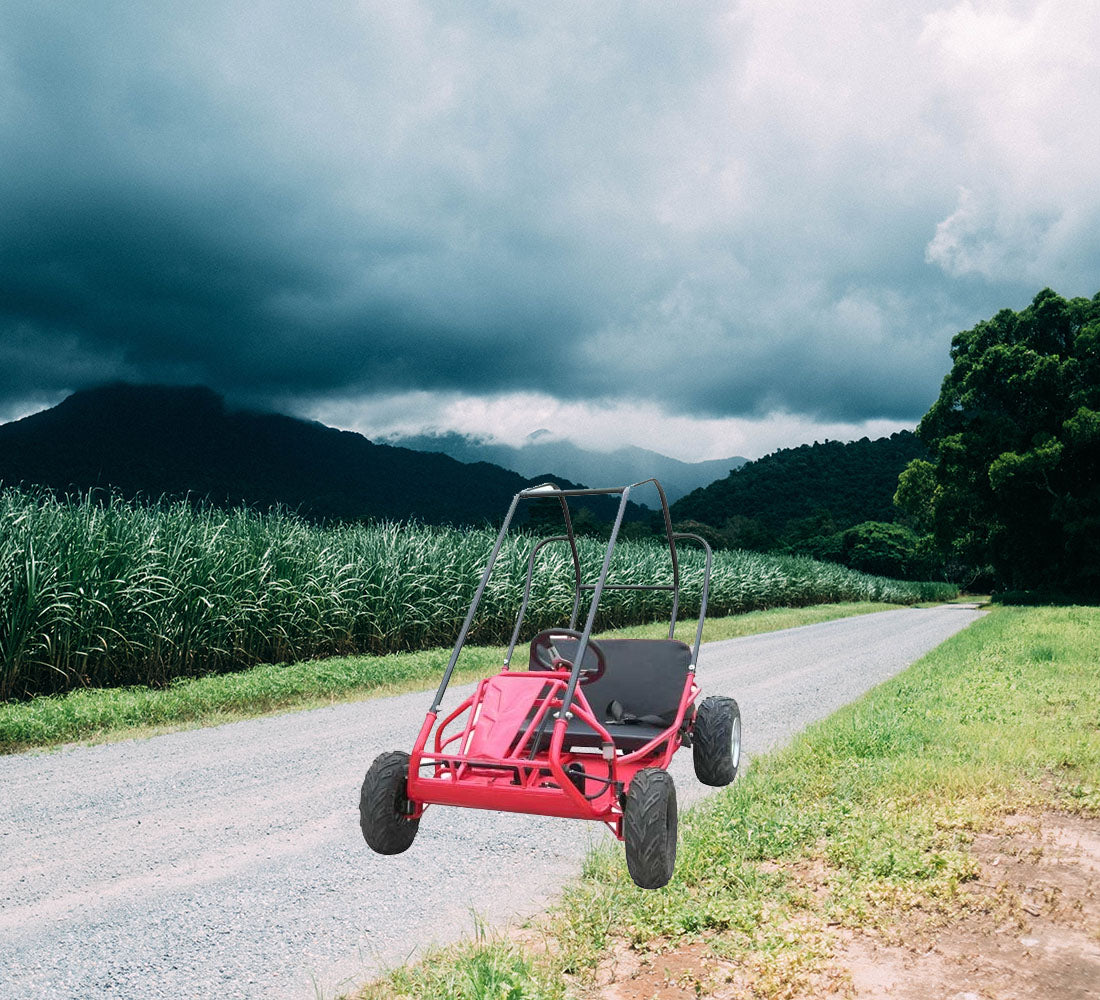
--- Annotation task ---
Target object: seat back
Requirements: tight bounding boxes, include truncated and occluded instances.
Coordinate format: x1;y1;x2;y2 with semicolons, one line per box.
465;674;551;759
529;637;691;725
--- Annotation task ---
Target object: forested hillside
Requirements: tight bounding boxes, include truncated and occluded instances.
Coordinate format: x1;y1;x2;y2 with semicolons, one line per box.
670;432;923;548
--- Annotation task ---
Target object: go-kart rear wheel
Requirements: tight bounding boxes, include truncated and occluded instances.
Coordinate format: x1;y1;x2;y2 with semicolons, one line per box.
359;750;419;855
623;768;677;889
692;696;741;787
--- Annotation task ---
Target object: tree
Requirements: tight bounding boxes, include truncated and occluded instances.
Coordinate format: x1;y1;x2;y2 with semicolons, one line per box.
835;521;924;579
898;288;1100;592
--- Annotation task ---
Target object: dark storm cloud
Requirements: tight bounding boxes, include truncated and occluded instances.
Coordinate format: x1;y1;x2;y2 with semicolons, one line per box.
2;2;1098;426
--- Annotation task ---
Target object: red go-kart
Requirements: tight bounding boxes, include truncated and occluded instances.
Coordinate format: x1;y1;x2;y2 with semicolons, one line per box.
359;479;741;889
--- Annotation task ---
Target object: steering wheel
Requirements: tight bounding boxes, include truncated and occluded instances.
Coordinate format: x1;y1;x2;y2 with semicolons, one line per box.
529;629;607;685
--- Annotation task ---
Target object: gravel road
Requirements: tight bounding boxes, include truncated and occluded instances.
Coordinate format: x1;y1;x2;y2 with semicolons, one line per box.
0;605;983;1000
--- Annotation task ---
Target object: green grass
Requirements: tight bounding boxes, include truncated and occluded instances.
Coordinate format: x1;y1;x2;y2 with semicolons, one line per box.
0;487;955;700
0;603;904;753
357;605;1099;1000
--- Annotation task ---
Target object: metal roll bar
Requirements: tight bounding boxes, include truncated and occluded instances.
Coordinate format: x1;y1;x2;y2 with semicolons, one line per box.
428;478;713;716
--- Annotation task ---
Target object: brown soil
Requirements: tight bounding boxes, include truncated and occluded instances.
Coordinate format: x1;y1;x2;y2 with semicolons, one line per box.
586;812;1100;999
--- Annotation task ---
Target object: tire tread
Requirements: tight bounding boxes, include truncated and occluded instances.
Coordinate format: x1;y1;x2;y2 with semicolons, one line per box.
692;696;740;787
623;768;677;889
359;750;419;855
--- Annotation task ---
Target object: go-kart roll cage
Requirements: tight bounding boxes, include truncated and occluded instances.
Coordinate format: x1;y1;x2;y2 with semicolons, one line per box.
361;476;730;884
427;477;713;720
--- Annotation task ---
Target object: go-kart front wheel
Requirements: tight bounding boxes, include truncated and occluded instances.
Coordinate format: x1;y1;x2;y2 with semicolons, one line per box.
623;768;677;889
359;750;419;855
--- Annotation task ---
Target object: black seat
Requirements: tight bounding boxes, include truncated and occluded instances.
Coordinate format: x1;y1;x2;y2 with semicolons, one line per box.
548;715;668;752
528;637;692;751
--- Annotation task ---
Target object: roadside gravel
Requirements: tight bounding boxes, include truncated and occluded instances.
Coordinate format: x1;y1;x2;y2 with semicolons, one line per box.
0;605;983;1000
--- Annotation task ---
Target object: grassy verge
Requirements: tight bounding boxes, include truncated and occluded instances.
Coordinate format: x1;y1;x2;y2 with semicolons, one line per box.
359;605;1099;1000
0;602;904;754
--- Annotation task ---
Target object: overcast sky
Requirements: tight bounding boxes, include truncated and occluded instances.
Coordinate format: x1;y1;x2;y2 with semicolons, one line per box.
2;2;1098;460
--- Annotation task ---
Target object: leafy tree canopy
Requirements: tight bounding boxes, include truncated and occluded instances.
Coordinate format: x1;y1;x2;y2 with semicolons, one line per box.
835;520;926;579
898;288;1100;593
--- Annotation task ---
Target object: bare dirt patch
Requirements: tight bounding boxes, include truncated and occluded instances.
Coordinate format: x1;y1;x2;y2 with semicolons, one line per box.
586;813;1099;999
844;812;1100;1000
591;940;703;1000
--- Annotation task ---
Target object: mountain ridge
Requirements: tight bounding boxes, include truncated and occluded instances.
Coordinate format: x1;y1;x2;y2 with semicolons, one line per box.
0;384;646;525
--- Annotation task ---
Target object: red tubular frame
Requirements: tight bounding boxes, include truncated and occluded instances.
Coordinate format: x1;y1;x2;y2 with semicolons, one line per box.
407;668;701;838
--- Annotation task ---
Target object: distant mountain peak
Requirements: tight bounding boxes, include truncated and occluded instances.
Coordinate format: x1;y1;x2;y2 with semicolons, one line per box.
385;429;747;503
57;382;227;416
